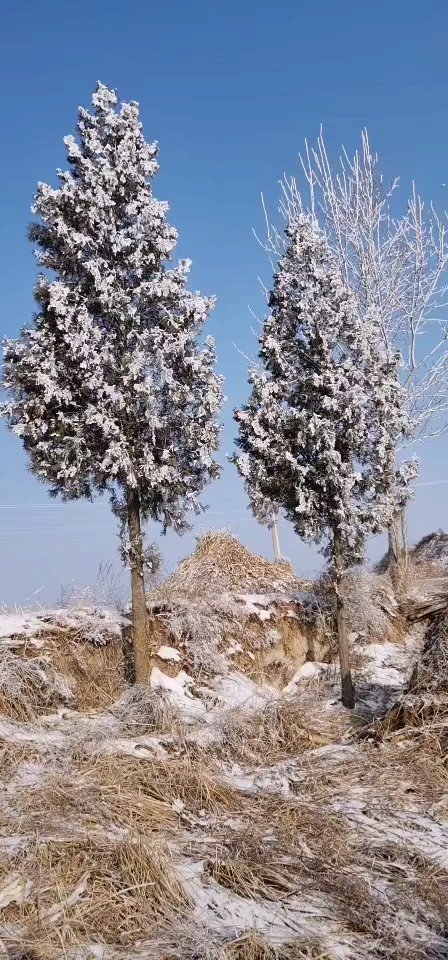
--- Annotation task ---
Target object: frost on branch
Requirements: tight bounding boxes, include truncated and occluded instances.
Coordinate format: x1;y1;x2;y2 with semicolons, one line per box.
233;215;409;566
2;82;224;535
273;131;448;454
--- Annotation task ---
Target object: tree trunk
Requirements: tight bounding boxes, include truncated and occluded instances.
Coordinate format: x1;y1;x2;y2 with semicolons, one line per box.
271;520;282;562
388;518;400;565
127;489;150;682
400;506;408;571
388;516;401;591
334;530;355;710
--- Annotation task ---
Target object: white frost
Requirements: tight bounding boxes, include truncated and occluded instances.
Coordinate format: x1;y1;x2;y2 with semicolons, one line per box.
156;645;181;662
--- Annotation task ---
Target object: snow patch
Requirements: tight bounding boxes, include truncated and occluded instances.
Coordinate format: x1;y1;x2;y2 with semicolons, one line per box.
284;660;329;691
156;645;181;662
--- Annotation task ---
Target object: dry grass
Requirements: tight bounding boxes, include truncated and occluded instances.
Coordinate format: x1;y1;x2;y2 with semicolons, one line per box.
1;558;448;960
242;796;352;870
0;739;44;782
7;758;179;837
219;800;448;960
0;835;188;950
0;635;126;720
154;530;301;597
220;694;352;766
49;635;125;711
110;682;182;735
206;855;298;901
0;649;73;721
70;752;245;816
363;608;448;764
223;932;331;960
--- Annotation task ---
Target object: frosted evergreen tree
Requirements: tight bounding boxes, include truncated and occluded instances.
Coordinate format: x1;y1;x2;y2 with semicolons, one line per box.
233;216;408;707
2;83;223;681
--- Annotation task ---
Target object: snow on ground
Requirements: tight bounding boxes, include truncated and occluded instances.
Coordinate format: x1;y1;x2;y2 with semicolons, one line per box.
234;593;293;620
0;606;125;646
156;644;181;662
0;608;446;959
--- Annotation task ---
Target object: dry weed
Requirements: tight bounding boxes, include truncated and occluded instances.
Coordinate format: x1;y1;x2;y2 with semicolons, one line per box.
147;530;305;674
110;682;182;735
223;932;331;960
206;855;298;901
0;649;73;721
238;797;352;873
154;530;300;597
69;752;245;816
363;608;448;766
220;695;349;766
0;740;44;783
8;758;179;837
0;836;188;948
49;636;125;711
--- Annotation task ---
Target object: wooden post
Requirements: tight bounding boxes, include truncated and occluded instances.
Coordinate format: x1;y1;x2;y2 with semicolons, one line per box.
334;529;355;709
127;489;150;682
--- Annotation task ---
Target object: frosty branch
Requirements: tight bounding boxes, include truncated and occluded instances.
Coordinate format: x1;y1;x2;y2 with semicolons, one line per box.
261;130;448;451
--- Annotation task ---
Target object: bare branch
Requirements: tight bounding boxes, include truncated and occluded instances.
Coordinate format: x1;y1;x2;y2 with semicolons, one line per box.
262;129;448;449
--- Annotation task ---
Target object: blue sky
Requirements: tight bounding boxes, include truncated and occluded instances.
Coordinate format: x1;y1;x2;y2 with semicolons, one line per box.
0;0;447;603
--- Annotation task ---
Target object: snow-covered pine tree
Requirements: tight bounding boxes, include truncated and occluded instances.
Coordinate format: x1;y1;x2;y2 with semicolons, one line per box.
233;215;408;707
2;82;224;681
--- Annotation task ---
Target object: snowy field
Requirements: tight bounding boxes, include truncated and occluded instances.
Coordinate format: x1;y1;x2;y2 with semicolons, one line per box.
0;600;446;960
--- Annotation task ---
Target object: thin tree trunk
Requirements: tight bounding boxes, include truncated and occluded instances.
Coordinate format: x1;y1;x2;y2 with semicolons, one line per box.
334;530;355;710
388;517;400;565
400;506;408;571
271;520;282;562
388;516;401;591
127;489;150;683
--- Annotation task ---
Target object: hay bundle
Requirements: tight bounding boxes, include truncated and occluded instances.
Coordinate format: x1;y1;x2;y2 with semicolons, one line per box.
145;532;318;679
153;531;302;597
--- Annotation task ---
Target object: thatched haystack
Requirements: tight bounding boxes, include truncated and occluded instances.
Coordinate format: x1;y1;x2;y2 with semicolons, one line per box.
156;529;303;595
147;531;330;686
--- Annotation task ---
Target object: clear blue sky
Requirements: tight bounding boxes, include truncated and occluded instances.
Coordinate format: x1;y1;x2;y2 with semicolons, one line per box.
0;0;447;604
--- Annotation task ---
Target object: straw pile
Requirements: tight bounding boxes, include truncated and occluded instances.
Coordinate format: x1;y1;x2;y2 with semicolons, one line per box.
153;531;303;597
146;532;325;683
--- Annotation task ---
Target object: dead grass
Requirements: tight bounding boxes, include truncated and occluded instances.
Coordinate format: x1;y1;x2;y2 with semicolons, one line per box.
206;855;298;901
0;739;44;782
223;932;332;960
240;797;352;872
0;836;188;949
147;531;310;676
0;635;126;721
71;752;246;816
0;649;73;721
154;530;301;597
224;800;448;960
362;608;448;767
1;565;448;960
220;694;352;766
110;682;182;735
49;635;125;711
8;759;178;837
